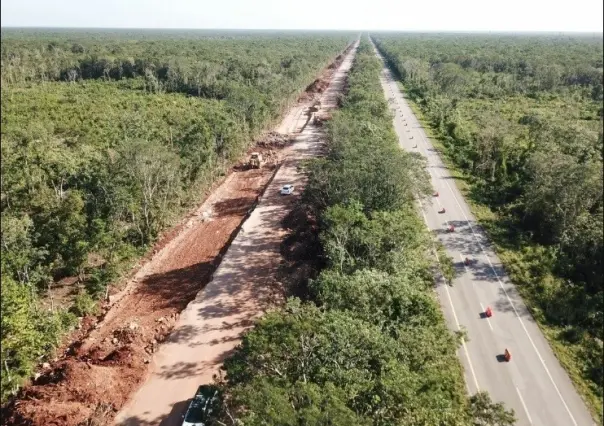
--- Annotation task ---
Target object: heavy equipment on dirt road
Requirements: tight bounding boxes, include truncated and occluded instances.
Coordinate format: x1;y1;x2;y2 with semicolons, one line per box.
248;152;264;169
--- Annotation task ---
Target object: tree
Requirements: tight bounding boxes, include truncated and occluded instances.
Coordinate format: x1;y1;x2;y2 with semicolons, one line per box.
113;138;181;245
0;213;49;285
71;43;84;54
469;392;516;426
222;300;470;424
1;275;74;402
320;203;431;275
311;268;440;331
227;380;361;426
523;150;602;245
216;40;516;426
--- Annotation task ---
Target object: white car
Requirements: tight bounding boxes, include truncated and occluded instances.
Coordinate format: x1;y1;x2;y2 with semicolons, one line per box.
280;184;295;195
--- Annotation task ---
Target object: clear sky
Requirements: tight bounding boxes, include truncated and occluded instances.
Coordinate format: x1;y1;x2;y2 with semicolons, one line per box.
1;0;603;33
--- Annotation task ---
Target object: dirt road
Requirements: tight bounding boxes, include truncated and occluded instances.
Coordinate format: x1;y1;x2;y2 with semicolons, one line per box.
113;43;358;426
4;46;355;426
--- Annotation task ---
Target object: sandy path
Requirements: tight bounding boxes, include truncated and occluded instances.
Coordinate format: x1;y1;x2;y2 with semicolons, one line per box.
276;101;308;134
113;42;358;426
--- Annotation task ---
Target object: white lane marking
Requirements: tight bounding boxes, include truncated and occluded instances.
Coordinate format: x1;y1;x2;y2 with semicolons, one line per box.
381;70;581;424
458;253;478;294
458;253;493;332
434;198;450;227
398;90;579;426
419;204;480;394
478;302;494;331
380;47;590;423
394;109;450;228
516;386;534;424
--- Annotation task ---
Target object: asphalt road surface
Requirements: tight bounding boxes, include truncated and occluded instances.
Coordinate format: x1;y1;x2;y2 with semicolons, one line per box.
371;40;595;426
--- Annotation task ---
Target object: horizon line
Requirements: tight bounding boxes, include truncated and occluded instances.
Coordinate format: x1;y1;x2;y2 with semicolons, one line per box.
1;25;602;34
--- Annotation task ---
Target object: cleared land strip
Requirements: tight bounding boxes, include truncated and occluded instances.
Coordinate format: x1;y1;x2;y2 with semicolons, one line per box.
5;45;354;426
371;39;595;426
113;42;358;426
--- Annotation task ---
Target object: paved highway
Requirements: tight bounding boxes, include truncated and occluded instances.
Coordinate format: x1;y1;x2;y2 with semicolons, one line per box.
371;40;595;426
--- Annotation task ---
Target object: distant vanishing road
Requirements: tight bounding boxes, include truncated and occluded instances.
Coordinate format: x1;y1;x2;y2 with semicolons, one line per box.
371;39;596;426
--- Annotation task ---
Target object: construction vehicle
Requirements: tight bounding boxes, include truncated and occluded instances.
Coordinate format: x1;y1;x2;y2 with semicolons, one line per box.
248;152;264;169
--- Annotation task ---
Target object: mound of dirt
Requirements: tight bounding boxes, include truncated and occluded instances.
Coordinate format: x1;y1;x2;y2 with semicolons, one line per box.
313;112;332;126
234;132;293;171
257;131;293;148
296;42;353;105
2;163;280;426
7;356;144;426
305;78;330;95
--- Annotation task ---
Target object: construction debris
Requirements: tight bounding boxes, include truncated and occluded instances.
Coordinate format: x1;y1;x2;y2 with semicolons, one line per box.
305;78;330;95
313;112;332;126
257;131;293;149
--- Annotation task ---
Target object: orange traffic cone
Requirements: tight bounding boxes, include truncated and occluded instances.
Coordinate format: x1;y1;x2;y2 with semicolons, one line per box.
504;349;511;362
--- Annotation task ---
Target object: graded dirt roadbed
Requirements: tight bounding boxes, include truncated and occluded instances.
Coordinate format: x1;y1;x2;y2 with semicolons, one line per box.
113;42;358;426
3;46;353;426
371;40;595;426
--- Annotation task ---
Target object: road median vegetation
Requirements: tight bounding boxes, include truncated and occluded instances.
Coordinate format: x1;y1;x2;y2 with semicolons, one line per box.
214;38;515;425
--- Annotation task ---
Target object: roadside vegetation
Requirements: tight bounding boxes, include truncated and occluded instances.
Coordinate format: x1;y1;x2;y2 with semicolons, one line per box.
372;32;603;421
0;28;354;403
213;38;515;425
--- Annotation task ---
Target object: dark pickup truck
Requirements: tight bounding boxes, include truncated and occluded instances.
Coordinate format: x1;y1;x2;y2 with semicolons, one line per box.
180;385;221;426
